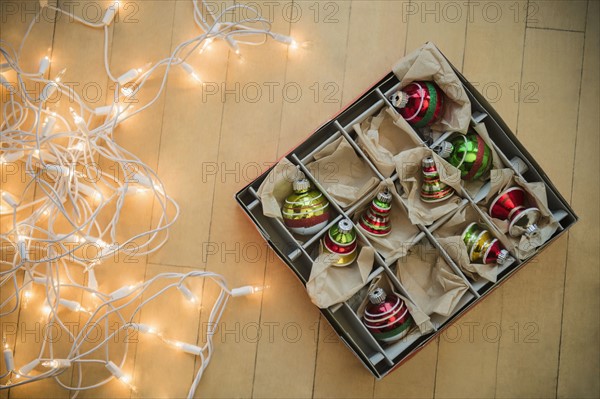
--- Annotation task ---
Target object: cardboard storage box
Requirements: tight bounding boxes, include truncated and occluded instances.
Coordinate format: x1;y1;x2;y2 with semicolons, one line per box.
235;43;578;378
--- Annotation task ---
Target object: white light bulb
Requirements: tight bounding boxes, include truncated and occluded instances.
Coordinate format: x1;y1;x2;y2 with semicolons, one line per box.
105;360;135;390
225;36;241;56
167;340;203;356
41;114;57;136
19;359;40;375
69;107;88;132
130;323;157;335
181;61;202;83
117;69;140;86
102;1;120;25
231;285;263;297
42;359;71;369
109;282;141;300
1;191;18;208
53;68;66;83
199;38;214;53
3;343;14;371
177;283;198;304
38;56;50;75
0;151;25;163
58;299;85;313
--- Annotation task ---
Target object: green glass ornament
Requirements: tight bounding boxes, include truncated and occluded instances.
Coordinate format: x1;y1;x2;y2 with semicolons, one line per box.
323;219;358;267
436;133;493;181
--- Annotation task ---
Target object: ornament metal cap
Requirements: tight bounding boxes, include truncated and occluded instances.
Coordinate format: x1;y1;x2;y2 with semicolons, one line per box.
497;249;509;265
389;91;409;109
422;156;435;168
436;140;454;159
337;219;353;234
525;223;539;237
377;189;392;204
292;177;311;193
369;288;387;305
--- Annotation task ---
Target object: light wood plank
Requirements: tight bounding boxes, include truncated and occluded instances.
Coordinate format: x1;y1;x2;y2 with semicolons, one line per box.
194;1;289;396
373;339;438;399
515;28;584;200
463;0;527;132
341;1;410;104
527;0;588;31
495;26;584;398
251;258;320;399
405;0;468;66
557;1;600;397
147;0;228;267
276;1;353;156
434;292;503;398
495;235;569;398
312;315;375;399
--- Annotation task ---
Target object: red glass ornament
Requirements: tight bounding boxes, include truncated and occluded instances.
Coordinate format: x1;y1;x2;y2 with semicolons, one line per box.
489;187;541;237
390;81;445;128
363;288;413;343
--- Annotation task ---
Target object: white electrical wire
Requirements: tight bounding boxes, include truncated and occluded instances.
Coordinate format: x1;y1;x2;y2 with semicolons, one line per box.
0;1;294;397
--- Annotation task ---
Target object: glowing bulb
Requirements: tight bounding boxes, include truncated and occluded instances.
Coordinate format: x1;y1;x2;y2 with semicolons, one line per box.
1;191;18;209
180;61;202;83
3;340;14;372
23;290;33;300
252;285;264;294
38;56;51;75
105;361;135;391
41;305;51;316
121;86;134;97
130;323;158;335
69;142;85;151
167;340;203;356
177;283;198;304
290;39;299;50
69;107;83;123
231;285;263;297
19;359;40;376
0;151;24;163
199;38;214;53
102;1;120;25
59;299;86;313
42;359;71;369
109;282;141;300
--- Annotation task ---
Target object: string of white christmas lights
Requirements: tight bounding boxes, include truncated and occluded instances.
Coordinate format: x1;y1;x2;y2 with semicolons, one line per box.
0;1;297;397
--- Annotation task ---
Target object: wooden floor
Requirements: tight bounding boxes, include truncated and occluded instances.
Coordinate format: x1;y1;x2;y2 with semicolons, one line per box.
1;0;599;398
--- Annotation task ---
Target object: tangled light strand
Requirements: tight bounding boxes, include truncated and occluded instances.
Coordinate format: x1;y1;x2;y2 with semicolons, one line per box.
1;1;296;397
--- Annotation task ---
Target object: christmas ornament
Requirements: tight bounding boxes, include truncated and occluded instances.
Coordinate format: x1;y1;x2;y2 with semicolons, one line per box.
435;132;493;181
489;187;541;237
282;175;330;235
389;81;445;128
323;219;357;267
363;287;413;343
461;222;509;265
359;189;393;237
420;156;455;203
